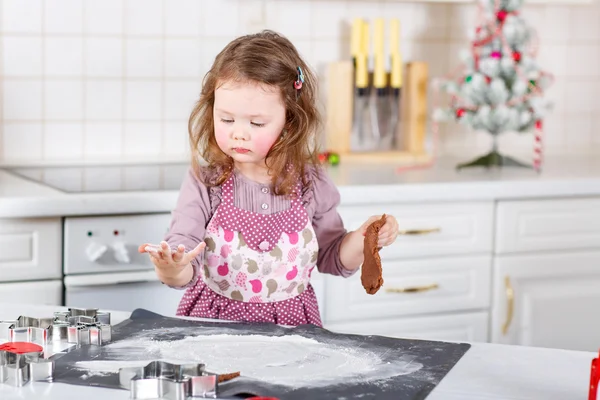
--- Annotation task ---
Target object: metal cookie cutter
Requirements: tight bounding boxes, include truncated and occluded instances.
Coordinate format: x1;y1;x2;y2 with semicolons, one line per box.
53;307;112;346
119;361;219;399
0;307;112;347
64;307;111;325
0;342;54;387
0;316;55;346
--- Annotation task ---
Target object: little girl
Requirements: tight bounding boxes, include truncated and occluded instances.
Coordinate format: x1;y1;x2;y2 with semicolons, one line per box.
139;30;399;327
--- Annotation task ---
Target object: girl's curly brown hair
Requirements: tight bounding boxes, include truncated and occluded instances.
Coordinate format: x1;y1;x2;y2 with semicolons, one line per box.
188;30;322;196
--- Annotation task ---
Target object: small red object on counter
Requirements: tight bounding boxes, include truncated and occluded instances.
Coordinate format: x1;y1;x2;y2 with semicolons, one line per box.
589;350;600;400
318;152;329;164
0;342;43;354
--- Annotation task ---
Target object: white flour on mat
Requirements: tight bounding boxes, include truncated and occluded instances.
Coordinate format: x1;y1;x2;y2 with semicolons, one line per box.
74;329;423;387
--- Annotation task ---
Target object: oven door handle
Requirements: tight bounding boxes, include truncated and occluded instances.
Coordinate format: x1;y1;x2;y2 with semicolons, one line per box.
64;270;159;287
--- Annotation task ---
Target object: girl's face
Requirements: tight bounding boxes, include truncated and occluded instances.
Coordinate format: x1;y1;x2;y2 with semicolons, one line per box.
213;80;286;169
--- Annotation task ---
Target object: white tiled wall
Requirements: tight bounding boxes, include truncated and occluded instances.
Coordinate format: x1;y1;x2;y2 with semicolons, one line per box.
0;0;598;163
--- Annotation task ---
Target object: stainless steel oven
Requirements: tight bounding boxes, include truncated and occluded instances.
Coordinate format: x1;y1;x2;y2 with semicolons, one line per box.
62;213;184;316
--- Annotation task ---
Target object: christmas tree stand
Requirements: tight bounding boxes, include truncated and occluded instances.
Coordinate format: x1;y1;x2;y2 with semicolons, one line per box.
456;138;531;170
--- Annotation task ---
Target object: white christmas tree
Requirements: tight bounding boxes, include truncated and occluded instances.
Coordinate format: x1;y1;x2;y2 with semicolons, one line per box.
433;0;554;170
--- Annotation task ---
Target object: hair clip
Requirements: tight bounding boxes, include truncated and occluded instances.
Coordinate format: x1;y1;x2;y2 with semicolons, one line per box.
294;66;304;90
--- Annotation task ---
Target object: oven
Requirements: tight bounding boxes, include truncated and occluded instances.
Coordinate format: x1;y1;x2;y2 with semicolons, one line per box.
62;213;184;315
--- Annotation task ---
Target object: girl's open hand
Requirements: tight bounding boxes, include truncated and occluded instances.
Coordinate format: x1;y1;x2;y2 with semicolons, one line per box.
358;214;399;247
138;241;205;278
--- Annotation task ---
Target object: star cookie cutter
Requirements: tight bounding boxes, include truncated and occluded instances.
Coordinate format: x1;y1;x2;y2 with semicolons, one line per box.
0;307;112;346
0;342;54;387
119;361;219;399
0;316;54;345
54;307;112;346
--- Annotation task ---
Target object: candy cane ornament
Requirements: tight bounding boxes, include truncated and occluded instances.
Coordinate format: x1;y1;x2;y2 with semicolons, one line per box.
533;120;543;173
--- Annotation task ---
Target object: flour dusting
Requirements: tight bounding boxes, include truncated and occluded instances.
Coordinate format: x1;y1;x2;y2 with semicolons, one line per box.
74;328;423;387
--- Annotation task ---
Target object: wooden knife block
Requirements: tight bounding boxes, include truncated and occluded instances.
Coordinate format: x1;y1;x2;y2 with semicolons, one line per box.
324;60;431;164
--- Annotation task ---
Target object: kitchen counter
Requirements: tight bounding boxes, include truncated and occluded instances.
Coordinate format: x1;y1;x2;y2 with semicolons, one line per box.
1;154;600;218
0;302;594;400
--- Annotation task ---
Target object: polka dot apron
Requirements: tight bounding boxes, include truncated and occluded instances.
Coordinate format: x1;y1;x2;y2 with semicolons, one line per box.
199;174;318;303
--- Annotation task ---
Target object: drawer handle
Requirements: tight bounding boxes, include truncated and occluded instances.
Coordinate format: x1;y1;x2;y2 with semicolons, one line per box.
385;283;439;294
397;228;441;236
502;276;514;336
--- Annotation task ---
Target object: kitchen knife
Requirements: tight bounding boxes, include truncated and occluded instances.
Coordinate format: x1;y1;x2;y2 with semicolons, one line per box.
389;18;404;150
373;18;390;150
351;19;372;152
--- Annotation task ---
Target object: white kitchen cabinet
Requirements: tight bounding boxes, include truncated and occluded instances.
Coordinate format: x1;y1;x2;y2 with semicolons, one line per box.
496;197;600;254
330;195;600;349
326;311;489;343
0;218;62;282
338;202;494;260
491;250;600;352
324;202;493;342
325;255;491;323
0;279;62;305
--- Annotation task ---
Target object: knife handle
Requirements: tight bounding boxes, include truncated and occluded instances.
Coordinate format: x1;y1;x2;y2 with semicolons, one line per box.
373;18;386;89
351;18;364;59
390;18;403;89
390;19;400;55
361;20;369;56
391;52;403;89
354;19;370;89
355;54;369;89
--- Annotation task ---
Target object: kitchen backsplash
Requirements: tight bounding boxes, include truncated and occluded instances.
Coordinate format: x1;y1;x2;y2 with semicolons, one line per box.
0;0;598;163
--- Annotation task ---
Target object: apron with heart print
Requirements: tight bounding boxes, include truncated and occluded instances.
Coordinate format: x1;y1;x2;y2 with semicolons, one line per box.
200;174;318;303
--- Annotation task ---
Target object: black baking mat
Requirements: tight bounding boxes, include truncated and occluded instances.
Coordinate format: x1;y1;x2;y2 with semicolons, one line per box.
52;309;470;399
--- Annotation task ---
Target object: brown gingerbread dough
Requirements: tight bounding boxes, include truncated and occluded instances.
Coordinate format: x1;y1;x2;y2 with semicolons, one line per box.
361;214;386;295
218;371;241;383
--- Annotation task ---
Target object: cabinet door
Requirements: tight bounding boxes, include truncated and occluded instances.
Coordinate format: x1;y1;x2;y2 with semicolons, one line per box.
337;202;494;260
0;279;62;305
491;250;600;352
326;311;489;343
325;255;491;323
0;218;62;282
496;197;600;254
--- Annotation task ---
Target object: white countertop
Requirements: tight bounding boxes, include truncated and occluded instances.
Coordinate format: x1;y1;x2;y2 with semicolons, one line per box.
1;154;600;218
0;303;594;400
